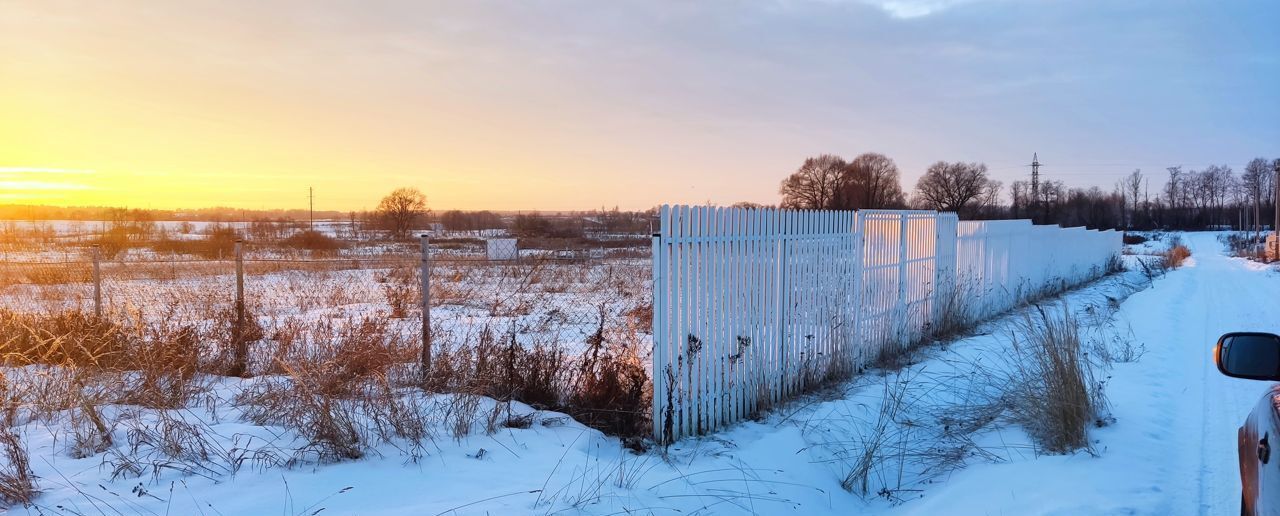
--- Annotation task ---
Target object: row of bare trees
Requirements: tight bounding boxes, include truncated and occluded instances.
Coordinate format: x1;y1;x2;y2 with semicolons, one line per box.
1111;159;1279;231
1010;160;1277;231
778;153;1000;217
778;153;1280;230
778;153;908;211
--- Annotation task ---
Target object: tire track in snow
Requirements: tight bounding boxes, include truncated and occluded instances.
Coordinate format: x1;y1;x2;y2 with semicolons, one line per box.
1154;233;1275;516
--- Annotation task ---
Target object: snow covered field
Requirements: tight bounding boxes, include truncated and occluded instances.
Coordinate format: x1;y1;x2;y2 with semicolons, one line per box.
1;232;1274;514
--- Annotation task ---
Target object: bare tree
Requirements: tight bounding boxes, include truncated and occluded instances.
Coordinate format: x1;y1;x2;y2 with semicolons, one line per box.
912;161;994;215
1245;158;1270;237
1164;166;1183;228
779;155;846;209
377;187;428;239
1010;180;1030;218
1123;169;1143;229
834;153;907;209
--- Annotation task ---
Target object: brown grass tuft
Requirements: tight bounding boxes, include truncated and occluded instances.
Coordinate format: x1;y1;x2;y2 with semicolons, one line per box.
1165;244;1191;269
1002;305;1104;454
0;429;37;507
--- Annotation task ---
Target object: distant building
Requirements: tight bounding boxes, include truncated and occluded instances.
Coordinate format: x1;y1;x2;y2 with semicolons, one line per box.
582;217;607;235
486;238;518;261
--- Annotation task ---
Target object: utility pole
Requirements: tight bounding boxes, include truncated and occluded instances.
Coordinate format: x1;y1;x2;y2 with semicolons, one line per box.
309;186;314;231
1273;161;1279;260
1029;153;1041;221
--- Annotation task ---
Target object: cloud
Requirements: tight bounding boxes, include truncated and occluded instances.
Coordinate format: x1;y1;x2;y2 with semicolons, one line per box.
855;0;989;18
0;181;90;191
0;168;94;194
0;167;95;176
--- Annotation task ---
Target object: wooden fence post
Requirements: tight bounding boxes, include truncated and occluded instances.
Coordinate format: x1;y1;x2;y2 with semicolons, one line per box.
91;244;102;318
420;234;432;383
232;239;246;377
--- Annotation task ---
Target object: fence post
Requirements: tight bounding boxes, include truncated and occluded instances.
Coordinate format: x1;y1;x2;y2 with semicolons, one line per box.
91;244;102;318
850;212;865;369
231;239;247;377
1274;159;1280;261
896;213;909;349
420;234;432;384
651;213;665;443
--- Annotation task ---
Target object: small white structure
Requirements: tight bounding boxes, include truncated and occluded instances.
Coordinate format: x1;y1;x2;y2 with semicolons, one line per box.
486;238;518;261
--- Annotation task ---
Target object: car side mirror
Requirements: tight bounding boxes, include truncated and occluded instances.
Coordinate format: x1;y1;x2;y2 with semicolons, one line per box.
1216;332;1280;381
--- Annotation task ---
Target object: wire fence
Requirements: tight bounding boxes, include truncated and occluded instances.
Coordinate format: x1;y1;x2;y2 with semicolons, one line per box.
2;212;1122;444
0;240;654;434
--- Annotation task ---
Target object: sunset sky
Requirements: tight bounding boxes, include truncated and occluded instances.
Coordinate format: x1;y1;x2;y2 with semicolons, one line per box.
2;1;1278;212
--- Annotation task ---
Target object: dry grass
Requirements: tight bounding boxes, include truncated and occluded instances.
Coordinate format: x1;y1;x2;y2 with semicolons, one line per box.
839;373;912;496
1165;244;1191;269
377;265;419;319
569;310;650;442
0;308;209;410
0;309;131;368
0;429;37;507
1001;305;1104;454
237;316;433;463
0;251;655;506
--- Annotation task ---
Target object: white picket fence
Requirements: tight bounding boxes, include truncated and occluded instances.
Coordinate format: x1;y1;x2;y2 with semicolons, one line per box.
955;220;1121;322
651;205;1121;442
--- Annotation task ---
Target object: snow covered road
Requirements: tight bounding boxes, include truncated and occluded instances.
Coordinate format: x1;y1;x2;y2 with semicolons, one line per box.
899;232;1278;515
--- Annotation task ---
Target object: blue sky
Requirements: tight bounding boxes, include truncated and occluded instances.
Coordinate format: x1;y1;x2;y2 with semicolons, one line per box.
3;0;1278;209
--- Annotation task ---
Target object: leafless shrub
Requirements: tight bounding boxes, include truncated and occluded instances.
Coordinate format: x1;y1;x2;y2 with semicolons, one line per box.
1135;254;1168;281
446;326;569;409
120;321;205;409
1088;322;1146;365
748;375;774;420
930;281;978;344
1220;232;1267;261
106;409;237;482
69;401;113;459
0;429;37;507
1165;245;1191;269
377;265;418;318
569;306;650;443
1121;233;1148;245
1112;339;1146;363
1103;253;1125;274
209;302;265;377
357;380;432;459
280;230;346;253
236;316;423;464
448;393;481;441
237;374;367;463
